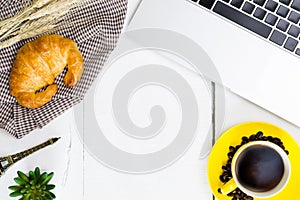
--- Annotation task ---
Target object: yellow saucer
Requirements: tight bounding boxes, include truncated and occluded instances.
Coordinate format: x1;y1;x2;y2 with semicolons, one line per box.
208;121;300;200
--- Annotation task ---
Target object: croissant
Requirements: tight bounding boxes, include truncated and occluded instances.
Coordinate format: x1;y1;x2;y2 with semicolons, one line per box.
9;34;84;109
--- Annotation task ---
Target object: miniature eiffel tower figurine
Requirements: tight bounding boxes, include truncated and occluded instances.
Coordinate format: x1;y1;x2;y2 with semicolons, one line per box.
0;137;60;177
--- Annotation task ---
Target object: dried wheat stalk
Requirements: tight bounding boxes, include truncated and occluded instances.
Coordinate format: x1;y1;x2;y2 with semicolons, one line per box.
0;0;87;49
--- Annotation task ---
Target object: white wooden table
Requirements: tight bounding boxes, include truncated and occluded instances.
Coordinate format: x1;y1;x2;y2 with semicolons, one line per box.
0;1;299;200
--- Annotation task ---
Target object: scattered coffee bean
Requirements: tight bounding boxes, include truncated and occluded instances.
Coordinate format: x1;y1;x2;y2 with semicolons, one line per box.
242;136;248;142
227;160;232;165
262;136;268;141
222;165;228;171
229;146;235;152
273;137;281;144
256;131;263;139
227;192;234;196
217;131;289;200
249;135;256;141
285;150;289;155
228;152;234;159
219;175;225;182
267;136;273;141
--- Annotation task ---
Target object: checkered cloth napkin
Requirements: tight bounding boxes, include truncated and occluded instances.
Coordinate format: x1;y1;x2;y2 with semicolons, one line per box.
0;0;127;138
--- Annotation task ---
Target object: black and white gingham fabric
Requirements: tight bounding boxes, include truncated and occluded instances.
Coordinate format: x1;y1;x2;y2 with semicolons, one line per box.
0;0;128;138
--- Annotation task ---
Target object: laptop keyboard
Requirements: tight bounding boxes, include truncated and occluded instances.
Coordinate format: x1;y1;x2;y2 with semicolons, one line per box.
189;0;300;56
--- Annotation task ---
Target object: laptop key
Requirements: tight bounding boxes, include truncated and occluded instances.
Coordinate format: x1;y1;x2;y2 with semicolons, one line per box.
277;19;290;31
279;0;292;5
231;0;244;8
242;2;256;14
288;11;300;23
254;7;267;20
254;0;266;6
198;0;216;9
270;30;287;45
265;13;278;25
265;0;278;12
284;37;298;51
291;0;300;11
277;5;290;18
288;25;300;37
213;1;272;38
296;48;300;55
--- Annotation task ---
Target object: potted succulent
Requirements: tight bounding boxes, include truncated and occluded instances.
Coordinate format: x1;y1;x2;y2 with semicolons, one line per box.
8;167;56;200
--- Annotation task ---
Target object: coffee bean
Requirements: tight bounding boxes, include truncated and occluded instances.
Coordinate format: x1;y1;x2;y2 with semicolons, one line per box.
222;165;228;171
242;136;249;142
262;136;268;141
219;175;225;182
234;193;241;199
218;188;222;194
279;144;285;150
267;136;273;141
256;131;263;139
223;174;228;179
228;152;234;159
273;137;281;144
226;163;231;169
227;160;232;165
227;191;234;196
249;135;256;141
285;150;289;155
223;171;230;176
225;177;231;182
229;146;236;152
241;140;247;145
241;192;246;198
245;196;254;200
277;140;283;145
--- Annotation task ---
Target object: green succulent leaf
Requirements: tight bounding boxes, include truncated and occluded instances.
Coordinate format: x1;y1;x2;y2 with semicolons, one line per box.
44;193;53;200
46;191;56;199
39;172;48;183
41;172;54;186
8;185;22;191
14;177;27;185
35;167;40;179
45;184;55;190
9;191;22;197
29;171;35;180
17;171;29;182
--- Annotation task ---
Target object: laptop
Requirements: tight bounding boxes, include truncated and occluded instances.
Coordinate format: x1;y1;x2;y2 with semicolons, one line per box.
127;0;300;127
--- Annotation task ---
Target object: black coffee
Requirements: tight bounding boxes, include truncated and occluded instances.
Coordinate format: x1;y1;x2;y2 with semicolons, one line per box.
235;145;284;192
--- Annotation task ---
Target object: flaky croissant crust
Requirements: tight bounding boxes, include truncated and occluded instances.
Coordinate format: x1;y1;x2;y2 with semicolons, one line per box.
9;34;84;109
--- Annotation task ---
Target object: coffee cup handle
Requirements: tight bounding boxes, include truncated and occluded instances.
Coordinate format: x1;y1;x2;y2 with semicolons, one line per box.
219;179;237;195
